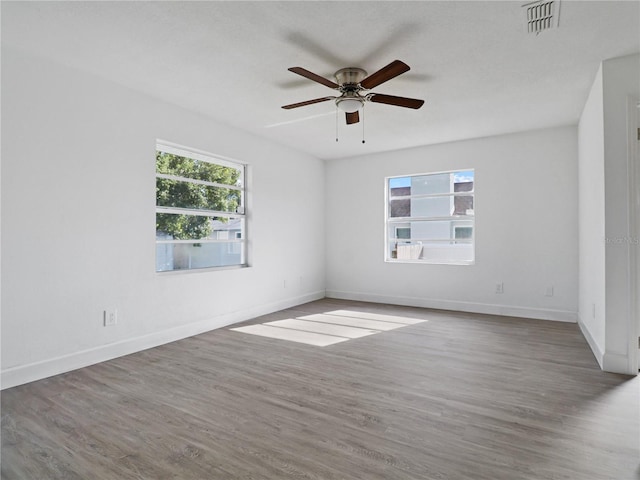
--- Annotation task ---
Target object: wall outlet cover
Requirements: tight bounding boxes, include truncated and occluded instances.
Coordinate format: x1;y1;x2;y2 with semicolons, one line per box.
104;309;117;326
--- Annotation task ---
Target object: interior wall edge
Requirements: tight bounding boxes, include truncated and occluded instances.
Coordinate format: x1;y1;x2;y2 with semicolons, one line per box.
577;315;605;370
325;290;578;323
625;94;639;377
0;290;325;391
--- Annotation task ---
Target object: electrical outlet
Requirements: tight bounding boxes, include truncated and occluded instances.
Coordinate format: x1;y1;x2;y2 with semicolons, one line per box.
104;309;117;327
495;282;504;294
545;286;554;297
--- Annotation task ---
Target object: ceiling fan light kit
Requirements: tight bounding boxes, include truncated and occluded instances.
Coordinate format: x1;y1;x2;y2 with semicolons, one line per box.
282;60;425;133
336;94;363;113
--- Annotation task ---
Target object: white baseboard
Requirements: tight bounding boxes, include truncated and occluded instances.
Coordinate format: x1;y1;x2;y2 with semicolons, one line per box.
1;290;325;390
603;352;634;375
577;316;637;375
325;290;578;323
577;316;604;369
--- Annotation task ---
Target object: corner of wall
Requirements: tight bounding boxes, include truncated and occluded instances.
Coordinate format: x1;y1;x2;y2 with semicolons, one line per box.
577;315;604;369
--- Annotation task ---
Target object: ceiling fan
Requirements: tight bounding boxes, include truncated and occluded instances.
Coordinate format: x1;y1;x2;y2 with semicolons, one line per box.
281;60;424;125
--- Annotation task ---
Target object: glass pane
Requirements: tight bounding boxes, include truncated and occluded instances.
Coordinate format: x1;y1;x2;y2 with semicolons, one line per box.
391;195;474;219
156;242;244;271
390;223;411;241
410;173;452;195
156;151;242;187
389;220;473;242
389;198;411;217
387;223;474;262
396;227;411;239
156;178;241;213
421;242;474;263
389;177;411;190
156;214;243;241
410;196;454;217
455;226;473;239
390;170;474;197
453;194;474;216
453;170;474;191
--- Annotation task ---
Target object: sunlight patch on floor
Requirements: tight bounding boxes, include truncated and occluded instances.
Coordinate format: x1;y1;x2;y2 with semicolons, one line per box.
230;311;426;347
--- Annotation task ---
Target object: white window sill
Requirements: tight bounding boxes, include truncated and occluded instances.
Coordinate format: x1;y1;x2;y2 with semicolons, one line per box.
385;259;475;266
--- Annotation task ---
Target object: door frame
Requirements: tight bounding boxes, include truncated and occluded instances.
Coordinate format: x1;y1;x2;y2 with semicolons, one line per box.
626;96;639;374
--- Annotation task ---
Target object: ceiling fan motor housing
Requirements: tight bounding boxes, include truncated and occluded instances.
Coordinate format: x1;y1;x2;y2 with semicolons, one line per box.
335;67;368;88
335;68;368;112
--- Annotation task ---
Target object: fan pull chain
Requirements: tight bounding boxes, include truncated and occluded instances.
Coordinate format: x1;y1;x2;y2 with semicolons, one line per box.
335;107;339;142
362;106;366;144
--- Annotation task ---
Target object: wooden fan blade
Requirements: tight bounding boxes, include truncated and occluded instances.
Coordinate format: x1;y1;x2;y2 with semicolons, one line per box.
288;67;339;89
281;97;335;109
360;60;410;89
345;111;360;125
369;93;424;109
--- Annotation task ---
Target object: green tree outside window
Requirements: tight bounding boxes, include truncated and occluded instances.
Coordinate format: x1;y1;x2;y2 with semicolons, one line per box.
156;151;241;240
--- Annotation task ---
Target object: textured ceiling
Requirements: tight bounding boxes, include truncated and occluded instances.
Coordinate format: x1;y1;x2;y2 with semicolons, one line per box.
2;1;639;160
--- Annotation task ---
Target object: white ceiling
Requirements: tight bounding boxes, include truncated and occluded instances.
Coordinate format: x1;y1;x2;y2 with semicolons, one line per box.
3;1;639;160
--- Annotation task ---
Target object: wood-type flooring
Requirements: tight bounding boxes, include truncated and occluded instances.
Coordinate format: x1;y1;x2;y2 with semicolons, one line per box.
2;299;638;479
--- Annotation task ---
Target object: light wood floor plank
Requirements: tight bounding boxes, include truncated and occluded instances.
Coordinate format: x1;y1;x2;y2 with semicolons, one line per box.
297;313;410;331
263;318;381;338
2;299;638;479
230;324;350;346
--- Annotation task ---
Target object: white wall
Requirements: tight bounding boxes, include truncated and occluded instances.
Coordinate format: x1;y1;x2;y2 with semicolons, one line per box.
577;65;606;366
1;49;326;388
577;54;640;374
575;54;639;374
3;46;633;387
601;54;640;373
325;126;579;322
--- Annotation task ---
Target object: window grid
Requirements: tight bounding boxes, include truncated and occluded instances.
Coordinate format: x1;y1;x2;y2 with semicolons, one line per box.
386;170;475;264
155;142;247;272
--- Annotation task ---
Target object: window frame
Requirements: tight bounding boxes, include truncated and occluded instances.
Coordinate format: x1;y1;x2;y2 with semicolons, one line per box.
385;169;475;265
155;141;248;273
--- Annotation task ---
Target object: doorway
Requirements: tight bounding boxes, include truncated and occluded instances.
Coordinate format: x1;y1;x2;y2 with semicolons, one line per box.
636;102;640;371
633;100;640;371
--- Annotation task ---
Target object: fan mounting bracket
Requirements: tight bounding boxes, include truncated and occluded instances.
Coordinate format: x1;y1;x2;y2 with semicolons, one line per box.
335;68;368;89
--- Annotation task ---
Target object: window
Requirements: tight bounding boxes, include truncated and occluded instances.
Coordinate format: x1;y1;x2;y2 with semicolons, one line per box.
155;142;246;272
386;170;474;264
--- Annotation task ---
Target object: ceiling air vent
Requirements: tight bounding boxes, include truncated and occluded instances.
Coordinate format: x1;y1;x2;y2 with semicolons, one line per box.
523;0;560;34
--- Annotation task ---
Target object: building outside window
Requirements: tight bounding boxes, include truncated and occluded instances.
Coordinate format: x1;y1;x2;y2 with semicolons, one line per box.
386;170;474;264
155;142;246;272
